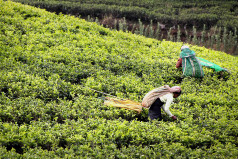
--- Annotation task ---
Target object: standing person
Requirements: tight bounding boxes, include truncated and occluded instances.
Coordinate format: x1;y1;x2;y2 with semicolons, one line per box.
176;45;204;78
142;85;181;121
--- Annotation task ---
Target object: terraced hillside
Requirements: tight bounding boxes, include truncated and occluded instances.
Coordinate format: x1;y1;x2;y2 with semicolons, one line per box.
0;0;238;158
11;0;238;55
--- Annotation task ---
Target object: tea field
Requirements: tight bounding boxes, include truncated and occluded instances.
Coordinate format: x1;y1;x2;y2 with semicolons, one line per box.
0;0;238;158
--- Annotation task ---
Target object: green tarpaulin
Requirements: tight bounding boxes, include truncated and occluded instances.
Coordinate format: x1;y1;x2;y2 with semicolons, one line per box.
197;57;227;72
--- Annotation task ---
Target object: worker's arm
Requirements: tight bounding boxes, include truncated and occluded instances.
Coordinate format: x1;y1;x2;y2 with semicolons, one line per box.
160;94;174;117
176;58;182;68
162;98;173;117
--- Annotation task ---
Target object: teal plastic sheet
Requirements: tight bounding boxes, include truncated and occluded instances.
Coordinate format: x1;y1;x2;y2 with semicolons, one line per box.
197;57;227;72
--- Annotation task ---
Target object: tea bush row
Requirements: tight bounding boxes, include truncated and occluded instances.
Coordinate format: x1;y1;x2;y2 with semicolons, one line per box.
11;0;238;31
1;119;237;158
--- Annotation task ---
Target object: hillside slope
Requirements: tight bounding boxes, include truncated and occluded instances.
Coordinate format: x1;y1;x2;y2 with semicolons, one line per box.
0;0;238;158
11;0;238;30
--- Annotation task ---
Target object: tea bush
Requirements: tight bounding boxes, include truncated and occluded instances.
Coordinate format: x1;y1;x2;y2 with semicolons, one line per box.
0;0;237;158
11;0;238;31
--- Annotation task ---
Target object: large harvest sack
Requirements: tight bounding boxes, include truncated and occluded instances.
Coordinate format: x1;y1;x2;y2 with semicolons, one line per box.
180;48;204;78
141;85;171;108
104;97;142;113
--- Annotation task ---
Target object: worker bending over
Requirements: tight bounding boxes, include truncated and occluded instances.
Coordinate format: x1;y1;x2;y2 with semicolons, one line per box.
176;45;204;78
142;85;181;121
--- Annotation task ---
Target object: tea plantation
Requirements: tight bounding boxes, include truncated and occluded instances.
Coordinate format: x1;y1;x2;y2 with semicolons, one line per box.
0;0;238;158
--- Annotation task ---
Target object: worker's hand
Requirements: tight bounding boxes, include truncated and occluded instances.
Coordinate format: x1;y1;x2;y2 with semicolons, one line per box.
171;115;177;120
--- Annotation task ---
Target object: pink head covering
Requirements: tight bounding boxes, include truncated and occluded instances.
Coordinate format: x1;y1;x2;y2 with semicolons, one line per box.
170;86;181;93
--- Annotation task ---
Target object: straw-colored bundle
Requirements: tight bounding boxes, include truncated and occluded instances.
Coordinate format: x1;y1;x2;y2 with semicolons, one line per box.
104;97;143;113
